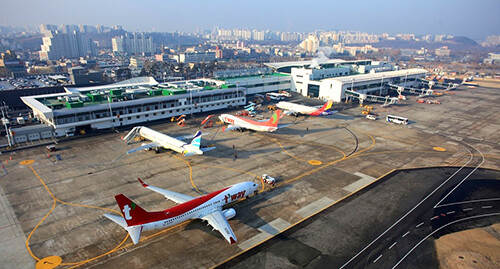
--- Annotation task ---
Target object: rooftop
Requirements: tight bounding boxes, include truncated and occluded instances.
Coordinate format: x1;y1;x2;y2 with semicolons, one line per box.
265;59;347;69
324;69;428;83
222;73;290;84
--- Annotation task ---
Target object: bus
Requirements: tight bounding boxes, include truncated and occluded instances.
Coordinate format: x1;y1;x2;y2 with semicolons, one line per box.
386;115;408;125
266;92;285;100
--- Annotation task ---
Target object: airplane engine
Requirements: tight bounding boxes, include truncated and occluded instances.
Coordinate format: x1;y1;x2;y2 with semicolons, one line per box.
222;208;236;220
141;143;152;151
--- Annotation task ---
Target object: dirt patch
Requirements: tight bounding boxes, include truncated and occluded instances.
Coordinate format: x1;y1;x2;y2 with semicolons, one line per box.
435;223;500;269
475;78;500;88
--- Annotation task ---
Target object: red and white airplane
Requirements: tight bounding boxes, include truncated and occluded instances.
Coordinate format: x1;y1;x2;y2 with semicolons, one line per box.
104;178;259;245
276;99;335;116
219;110;283;132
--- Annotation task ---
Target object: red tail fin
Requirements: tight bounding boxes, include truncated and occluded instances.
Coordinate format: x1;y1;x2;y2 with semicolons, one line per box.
115;194;151;226
266;110;283;127
319;99;333;112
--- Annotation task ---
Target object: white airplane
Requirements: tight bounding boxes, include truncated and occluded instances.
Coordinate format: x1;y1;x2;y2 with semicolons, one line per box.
104;178;260;244
276;99;335;116
123;126;215;156
219;110;283;132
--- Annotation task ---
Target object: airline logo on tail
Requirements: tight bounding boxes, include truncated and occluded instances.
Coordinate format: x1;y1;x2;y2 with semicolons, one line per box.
311;100;334;116
190;131;202;148
122;203;136;220
267;110;283;127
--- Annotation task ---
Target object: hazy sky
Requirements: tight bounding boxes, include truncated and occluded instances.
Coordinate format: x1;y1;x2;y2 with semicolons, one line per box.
1;0;499;40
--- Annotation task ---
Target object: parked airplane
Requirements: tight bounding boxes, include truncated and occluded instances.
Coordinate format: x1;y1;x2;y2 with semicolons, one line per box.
219;110;283;132
122;126;215;156
276;99;335;116
104;178;260;244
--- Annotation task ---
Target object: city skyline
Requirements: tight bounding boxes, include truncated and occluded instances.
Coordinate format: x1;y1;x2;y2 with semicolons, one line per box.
0;0;499;40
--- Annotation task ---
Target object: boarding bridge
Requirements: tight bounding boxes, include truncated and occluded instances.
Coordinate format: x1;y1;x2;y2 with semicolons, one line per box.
417;79;459;90
387;84;434;97
345;90;398;107
123;126;142;144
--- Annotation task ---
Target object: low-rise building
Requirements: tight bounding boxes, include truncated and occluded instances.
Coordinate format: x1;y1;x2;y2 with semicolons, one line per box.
178;52;216;63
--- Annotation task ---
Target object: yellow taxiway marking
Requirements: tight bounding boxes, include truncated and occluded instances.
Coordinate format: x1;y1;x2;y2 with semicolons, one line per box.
258;133;347;164
169;153;204;195
36;256;62;269
433;146;446;152
23;160;127;268
19;159;35;165
308;160;322;165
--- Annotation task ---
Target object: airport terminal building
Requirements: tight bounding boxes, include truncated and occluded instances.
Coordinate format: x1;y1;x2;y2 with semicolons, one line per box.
21;75;291;137
265;59;426;102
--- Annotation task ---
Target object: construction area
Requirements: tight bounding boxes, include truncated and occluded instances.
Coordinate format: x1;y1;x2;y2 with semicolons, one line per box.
0;81;499;268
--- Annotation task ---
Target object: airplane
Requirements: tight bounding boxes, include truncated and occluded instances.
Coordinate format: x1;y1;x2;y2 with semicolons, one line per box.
219;109;283;132
276;99;335;116
122;126;215;156
104;178;260;244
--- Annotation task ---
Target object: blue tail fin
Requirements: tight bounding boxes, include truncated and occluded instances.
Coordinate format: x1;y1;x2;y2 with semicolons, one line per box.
190;131;202;149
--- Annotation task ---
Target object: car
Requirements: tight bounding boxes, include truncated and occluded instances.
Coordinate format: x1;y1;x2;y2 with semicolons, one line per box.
366;114;377;120
261;174;276;186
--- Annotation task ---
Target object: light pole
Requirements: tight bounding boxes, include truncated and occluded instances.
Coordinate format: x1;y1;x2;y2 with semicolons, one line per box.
1;103;12;147
107;94;113;126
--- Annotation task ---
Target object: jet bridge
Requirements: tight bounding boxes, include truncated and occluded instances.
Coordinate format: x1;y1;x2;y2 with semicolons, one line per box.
345;90;398;107
417;79;459;90
387;84;434;97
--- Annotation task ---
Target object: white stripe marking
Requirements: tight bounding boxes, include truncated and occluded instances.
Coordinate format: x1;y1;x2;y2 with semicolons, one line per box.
402;231;410;238
416;222;424;228
373;254;383;263
392;212;500;268
389;242;397;249
435;197;500;208
463;208;473;211
430;216;438;220
340;140;483;269
446;211;455;214
482;206;492;209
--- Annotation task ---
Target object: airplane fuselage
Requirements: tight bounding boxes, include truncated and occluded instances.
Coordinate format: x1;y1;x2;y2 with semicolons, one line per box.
219;114;278;132
128;182;258;233
276;102;318;115
139;127;202;155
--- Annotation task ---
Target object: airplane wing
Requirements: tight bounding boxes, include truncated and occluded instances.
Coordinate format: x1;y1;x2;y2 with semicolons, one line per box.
201;210;237;244
222;125;240;132
283;110;298;116
126;142;161;154
201;146;217;152
137;178;194;204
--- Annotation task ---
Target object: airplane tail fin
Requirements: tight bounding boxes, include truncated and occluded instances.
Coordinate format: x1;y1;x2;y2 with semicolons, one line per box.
114;194;150;227
189;131;202;149
319;99;333;112
266;110;283;127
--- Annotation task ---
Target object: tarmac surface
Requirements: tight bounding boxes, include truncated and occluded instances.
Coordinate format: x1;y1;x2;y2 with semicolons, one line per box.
218;167;499;269
0;84;499;268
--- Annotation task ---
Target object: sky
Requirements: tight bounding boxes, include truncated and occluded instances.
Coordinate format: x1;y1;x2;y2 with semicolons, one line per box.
0;0;499;40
